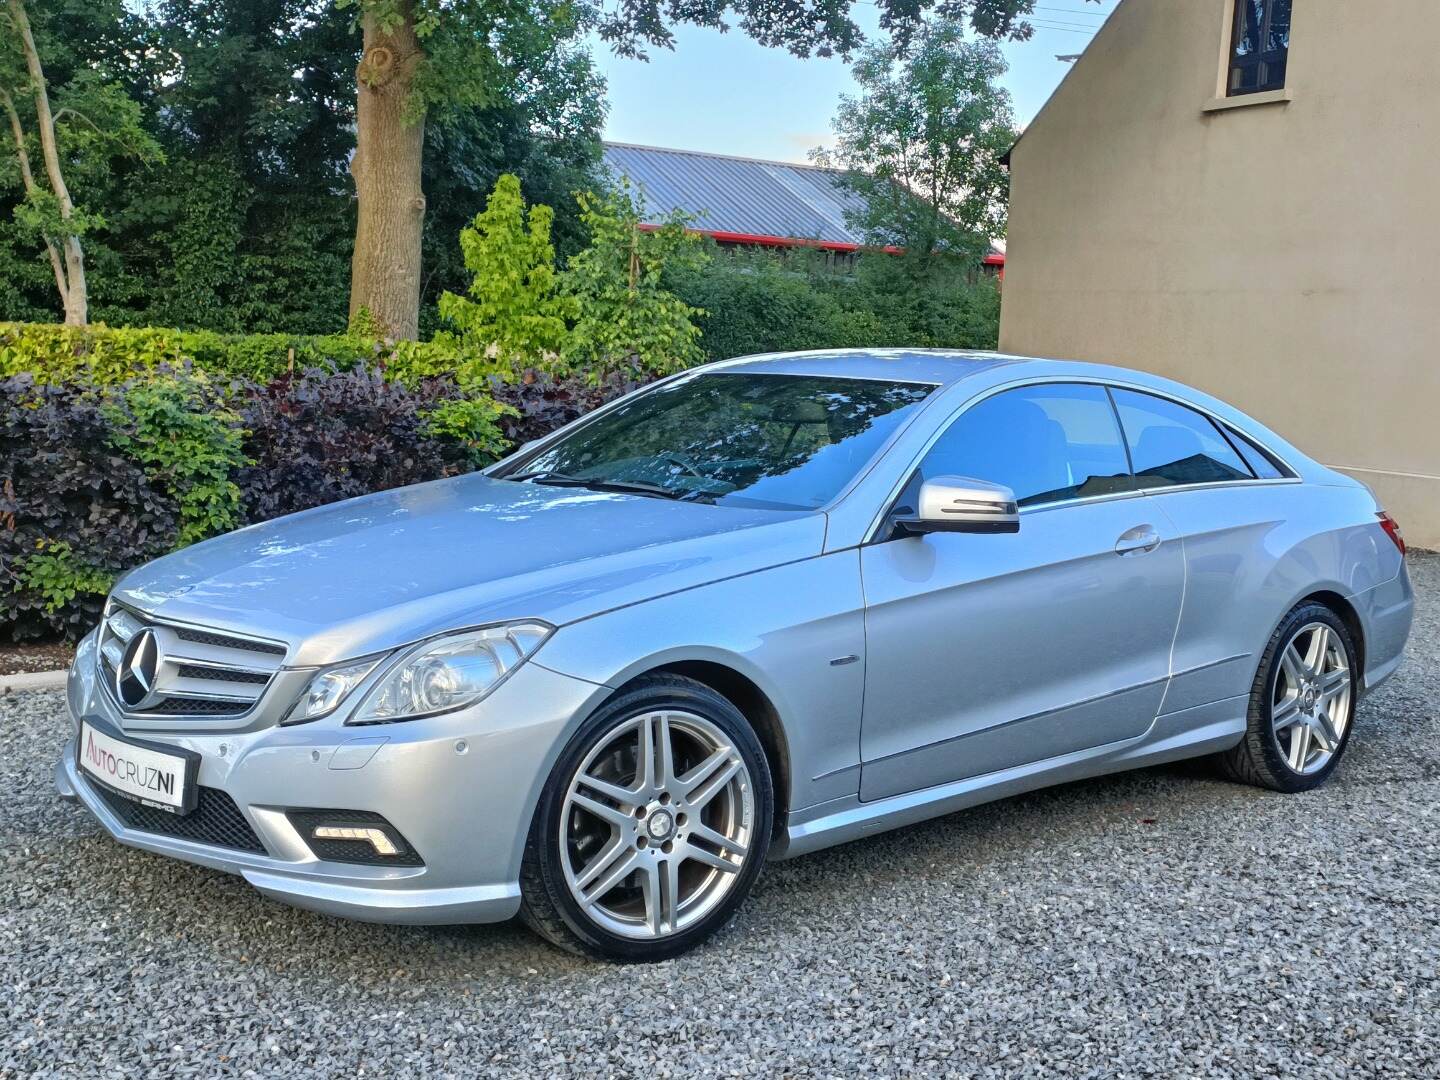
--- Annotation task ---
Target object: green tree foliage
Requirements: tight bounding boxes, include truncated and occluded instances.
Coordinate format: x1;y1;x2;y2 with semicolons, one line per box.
0;0;162;323
595;0;1050;58
435;173;575;371
562;181;708;380
0;1;603;334
815;19;1018;268
339;0;604;338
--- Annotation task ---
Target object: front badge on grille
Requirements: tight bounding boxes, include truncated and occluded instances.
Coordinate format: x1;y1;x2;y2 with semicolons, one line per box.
116;628;161;709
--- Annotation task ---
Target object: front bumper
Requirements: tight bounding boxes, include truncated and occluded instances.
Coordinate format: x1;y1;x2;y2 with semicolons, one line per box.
57;635;608;925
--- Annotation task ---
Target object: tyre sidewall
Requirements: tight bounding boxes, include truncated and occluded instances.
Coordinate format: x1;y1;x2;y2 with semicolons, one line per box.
527;678;773;962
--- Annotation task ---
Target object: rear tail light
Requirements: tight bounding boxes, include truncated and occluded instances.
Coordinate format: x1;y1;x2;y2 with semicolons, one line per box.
1378;511;1406;556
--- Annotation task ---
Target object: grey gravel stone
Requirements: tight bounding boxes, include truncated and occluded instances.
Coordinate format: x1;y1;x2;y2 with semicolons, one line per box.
2;554;1437;1078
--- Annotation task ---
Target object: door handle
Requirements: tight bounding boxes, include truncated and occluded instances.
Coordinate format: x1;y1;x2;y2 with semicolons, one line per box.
1114;525;1162;556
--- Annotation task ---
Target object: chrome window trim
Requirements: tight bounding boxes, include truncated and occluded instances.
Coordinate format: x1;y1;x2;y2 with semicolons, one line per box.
861;376;1302;544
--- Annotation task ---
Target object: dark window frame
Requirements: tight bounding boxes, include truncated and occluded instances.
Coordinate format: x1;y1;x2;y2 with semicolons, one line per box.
1227;0;1291;97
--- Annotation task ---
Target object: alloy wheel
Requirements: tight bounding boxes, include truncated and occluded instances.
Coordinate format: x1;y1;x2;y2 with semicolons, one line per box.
1271;621;1353;775
559;709;755;940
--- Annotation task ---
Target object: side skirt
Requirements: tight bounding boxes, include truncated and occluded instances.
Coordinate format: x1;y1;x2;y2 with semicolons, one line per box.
772;695;1247;861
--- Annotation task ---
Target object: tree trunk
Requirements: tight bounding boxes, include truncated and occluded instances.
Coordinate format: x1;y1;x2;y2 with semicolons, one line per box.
348;3;426;342
8;0;87;325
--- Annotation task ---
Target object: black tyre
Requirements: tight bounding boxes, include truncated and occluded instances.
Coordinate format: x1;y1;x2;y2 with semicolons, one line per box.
1217;601;1359;793
519;674;773;961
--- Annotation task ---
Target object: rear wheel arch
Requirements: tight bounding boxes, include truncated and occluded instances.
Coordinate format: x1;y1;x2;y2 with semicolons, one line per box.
1297;590;1365;682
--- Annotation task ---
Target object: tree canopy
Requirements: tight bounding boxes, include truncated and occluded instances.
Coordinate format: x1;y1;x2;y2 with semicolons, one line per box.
816;18;1017;265
0;0;604;332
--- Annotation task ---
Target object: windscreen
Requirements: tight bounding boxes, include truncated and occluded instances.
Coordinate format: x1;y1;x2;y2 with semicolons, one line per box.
506;372;935;511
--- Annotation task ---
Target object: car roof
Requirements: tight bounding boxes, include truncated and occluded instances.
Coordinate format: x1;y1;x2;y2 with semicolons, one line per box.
703;348;1030;386
698;348;1318;481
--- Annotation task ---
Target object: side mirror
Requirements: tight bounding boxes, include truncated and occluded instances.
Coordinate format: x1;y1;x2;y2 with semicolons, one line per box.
894;476;1020;536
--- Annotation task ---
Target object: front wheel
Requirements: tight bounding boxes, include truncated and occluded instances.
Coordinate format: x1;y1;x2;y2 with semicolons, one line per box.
1218;602;1358;793
519;674;773;961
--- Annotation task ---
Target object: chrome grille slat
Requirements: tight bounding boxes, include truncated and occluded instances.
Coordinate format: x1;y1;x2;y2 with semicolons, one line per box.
153;672;265;702
150;628;284;677
173;625;286;656
172;662;271;684
98;605;288;722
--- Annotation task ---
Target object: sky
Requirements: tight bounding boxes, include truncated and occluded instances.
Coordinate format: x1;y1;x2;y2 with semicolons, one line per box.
595;1;1119;164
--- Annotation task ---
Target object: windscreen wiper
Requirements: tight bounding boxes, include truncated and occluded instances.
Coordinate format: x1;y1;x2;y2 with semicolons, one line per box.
509;471;691;501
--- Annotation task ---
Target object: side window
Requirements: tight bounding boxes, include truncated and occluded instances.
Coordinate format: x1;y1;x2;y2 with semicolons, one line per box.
921;384;1133;507
1110;389;1254;488
1225;425;1289;479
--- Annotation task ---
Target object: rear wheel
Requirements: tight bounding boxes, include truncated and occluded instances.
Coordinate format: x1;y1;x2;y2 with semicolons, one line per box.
519;674;772;961
1218;602;1358;793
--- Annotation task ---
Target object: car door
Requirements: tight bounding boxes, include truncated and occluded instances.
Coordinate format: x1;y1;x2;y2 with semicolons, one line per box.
859;382;1185;802
1107;387;1297;715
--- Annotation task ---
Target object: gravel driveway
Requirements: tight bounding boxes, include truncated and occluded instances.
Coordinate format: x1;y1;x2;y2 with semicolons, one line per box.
4;555;1437;1078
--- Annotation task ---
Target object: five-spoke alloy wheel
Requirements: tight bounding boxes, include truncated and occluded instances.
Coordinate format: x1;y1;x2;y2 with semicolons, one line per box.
520;674;773;960
1219;601;1359;793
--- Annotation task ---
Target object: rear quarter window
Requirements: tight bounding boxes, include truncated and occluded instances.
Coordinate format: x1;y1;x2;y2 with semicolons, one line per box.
1110;389;1254;489
1224;425;1291;479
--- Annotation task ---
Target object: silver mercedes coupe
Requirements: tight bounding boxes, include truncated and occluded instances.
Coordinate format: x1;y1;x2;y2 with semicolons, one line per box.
57;350;1414;960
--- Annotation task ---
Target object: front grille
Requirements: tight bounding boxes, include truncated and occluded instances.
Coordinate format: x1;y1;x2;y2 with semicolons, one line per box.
287;809;425;867
92;781;266;854
97;605;288;722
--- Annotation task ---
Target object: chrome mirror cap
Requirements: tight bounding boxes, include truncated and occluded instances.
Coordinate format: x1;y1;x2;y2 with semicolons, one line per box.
896;475;1020;535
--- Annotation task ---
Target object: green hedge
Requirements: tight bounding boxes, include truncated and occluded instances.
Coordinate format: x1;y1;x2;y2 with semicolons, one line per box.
667;248;1002;362
0;321;382;385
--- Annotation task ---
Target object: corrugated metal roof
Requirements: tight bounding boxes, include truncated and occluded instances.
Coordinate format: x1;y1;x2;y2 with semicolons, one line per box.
601;142;1004;263
602;142;871;247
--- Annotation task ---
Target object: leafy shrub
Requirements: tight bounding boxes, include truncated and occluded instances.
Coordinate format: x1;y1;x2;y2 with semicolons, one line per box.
1;361;533;640
0;321;381;385
233;367;478;524
487;368;646;447
107;372;248;545
0;374;181;640
561;182;708;381
433;174;575;374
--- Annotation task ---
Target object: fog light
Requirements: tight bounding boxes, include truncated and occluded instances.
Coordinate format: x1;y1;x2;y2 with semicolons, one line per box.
287;809;423;866
312;825;398;855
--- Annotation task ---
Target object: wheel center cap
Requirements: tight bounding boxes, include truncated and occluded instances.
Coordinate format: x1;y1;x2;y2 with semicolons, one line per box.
647;809;675;841
1303;687;1317;709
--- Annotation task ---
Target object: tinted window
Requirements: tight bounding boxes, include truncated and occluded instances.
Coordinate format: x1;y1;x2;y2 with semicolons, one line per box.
1111;389;1254;488
1229;0;1289;95
509;373;933;511
920;384;1133;507
1226;425;1287;479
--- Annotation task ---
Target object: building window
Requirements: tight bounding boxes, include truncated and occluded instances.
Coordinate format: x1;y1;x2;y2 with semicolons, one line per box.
1228;0;1291;96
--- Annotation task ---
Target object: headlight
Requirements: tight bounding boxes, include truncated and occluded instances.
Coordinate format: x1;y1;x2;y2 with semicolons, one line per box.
348;621;552;724
284;658;384;725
